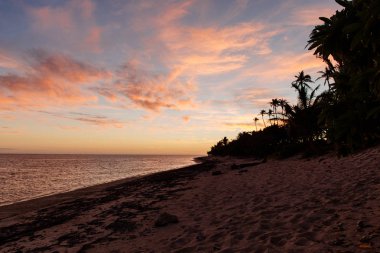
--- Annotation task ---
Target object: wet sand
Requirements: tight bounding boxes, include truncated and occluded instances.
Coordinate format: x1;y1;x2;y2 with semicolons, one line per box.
1;146;380;252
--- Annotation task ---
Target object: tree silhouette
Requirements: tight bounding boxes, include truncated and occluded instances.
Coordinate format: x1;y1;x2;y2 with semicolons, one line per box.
259;110;267;128
291;71;314;109
269;98;280;125
267;109;273;126
254;117;259;131
278;98;289;123
209;0;380;157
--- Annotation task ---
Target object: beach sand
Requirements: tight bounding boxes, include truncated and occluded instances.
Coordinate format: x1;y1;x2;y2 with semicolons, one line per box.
1;146;380;252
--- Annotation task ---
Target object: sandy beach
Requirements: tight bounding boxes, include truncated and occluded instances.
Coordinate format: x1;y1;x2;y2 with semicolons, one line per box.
1;146;380;252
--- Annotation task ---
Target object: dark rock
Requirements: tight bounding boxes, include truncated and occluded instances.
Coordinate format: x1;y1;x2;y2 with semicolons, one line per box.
212;170;223;176
155;212;179;227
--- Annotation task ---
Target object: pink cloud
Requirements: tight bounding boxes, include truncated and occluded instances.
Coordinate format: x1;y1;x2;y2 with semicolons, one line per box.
156;0;193;26
0;126;20;135
27;0;102;52
0;51;23;70
234;87;290;109
30;6;73;32
0;50;109;110
244;52;325;82
182;116;190;122
156;21;277;76
113;63;197;111
124;1;278;77
39;111;124;128
70;114;124;128
289;4;340;27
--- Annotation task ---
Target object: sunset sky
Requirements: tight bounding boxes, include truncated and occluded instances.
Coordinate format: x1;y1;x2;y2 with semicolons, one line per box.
0;0;340;155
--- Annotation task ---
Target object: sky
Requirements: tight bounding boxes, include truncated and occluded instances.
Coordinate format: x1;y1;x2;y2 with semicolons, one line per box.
0;0;340;155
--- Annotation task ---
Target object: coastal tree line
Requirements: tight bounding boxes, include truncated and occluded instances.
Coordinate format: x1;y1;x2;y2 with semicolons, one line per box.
208;0;380;157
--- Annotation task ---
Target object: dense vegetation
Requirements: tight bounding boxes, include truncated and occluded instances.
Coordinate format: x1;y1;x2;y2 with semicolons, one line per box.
208;0;380;158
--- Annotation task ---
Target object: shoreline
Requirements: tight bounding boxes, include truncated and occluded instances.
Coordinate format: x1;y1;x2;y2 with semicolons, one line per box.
0;156;203;211
0;158;211;220
1;147;380;252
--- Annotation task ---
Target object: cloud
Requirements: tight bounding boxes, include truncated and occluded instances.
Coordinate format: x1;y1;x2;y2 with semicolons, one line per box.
95;62;197;112
0;148;16;152
289;5;340;27
182;116;190;122
0;126;19;134
243;52;325;82
38;111;124;128
224;122;254;128
157;21;278;76
0;51;22;70
70;113;124;128
0;50;109;110
27;0;102;52
123;1;279;77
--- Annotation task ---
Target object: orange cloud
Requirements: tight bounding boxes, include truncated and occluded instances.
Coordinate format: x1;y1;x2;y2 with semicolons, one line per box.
0;50;109;110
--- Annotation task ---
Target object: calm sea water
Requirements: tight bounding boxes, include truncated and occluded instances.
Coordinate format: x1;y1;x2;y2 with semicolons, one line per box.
0;154;197;206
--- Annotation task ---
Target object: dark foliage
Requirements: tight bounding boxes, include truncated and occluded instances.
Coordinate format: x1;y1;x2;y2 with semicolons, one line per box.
208;0;380;158
208;125;291;158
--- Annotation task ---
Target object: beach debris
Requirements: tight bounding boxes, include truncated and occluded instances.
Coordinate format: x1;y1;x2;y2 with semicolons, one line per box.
230;161;264;170
356;220;371;230
155;212;178;227
330;237;345;246
360;235;372;243
357;220;365;229
213;245;221;251
358;243;372;249
211;170;223;176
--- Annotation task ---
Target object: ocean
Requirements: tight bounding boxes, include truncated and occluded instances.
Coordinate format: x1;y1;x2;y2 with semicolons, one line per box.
0;154;197;206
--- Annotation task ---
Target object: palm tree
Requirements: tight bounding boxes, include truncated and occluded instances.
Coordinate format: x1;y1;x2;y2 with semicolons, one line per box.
278;98;289;122
291;71;314;109
317;67;334;89
267;109;273;126
269;98;280;125
222;137;228;146
259;110;266;128
307;0;380;151
253;117;259;131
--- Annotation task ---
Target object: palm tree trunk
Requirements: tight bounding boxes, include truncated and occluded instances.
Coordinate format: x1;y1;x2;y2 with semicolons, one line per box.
261;115;266;128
